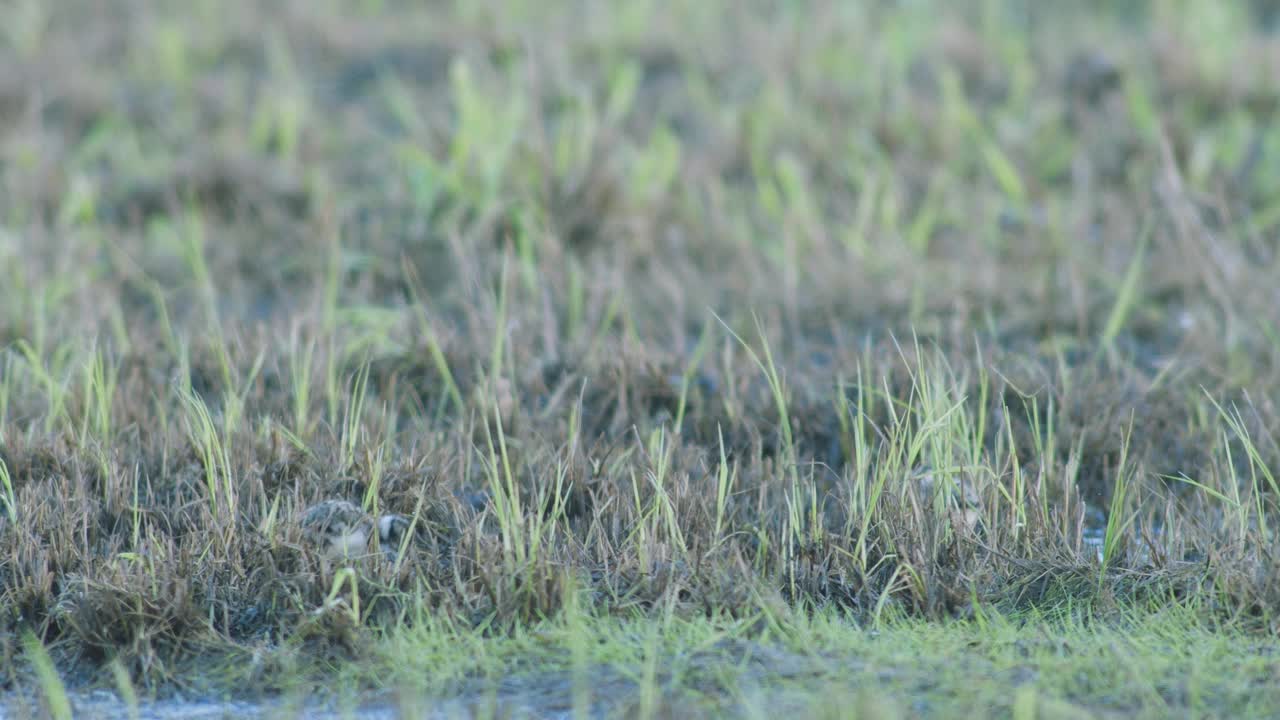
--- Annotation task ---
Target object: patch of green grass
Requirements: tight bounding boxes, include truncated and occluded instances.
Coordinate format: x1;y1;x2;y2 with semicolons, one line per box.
350;600;1279;718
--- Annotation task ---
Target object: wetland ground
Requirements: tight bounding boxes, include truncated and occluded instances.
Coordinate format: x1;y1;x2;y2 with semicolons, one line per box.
3;0;1280;717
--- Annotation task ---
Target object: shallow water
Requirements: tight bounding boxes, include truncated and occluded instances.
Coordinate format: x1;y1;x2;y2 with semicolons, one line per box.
2;643;806;719
1083;504;1107;562
4;685;613;719
2;690;403;720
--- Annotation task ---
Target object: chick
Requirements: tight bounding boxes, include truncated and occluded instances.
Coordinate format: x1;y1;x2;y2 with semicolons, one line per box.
376;513;427;560
300;499;373;560
912;465;982;532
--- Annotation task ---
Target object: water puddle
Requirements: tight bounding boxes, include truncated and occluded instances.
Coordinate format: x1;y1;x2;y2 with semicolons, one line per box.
2;690;400;720
2;641;831;719
1083;505;1107;562
1081;503;1169;566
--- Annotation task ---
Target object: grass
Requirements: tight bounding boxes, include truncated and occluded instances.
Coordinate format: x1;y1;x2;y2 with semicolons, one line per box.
2;0;1280;716
72;601;1276;718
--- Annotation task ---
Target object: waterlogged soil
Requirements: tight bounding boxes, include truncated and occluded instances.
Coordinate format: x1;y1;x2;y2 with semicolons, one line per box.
2;682;651;719
3;691;402;719
8;613;1280;717
1;674;697;718
3;641;853;719
2;674;630;719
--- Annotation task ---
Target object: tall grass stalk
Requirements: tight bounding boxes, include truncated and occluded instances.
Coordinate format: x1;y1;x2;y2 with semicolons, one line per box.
0;455;15;524
1101;416;1137;578
179;386;236;528
23;633;72;720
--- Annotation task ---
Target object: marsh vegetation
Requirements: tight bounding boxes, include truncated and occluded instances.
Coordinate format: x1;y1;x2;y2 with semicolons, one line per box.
3;0;1280;716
